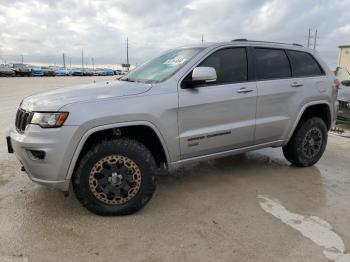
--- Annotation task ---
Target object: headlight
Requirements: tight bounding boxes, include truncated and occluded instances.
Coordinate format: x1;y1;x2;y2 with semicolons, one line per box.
30;112;69;128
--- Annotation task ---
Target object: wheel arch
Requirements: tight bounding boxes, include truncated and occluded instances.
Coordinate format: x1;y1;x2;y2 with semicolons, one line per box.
287;101;332;142
65;121;170;182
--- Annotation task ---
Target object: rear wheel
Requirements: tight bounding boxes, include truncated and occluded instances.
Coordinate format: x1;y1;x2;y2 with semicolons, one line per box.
282;117;328;167
73;138;157;216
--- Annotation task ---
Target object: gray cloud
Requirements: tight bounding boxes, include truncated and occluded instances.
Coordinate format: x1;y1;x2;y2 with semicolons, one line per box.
0;0;349;68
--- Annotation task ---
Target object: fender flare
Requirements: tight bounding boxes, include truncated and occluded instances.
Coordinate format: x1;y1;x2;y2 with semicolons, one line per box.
286;100;332;143
65;121;171;181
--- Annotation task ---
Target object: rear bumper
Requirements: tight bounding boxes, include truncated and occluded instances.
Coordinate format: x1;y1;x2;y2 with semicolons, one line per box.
6;125;79;191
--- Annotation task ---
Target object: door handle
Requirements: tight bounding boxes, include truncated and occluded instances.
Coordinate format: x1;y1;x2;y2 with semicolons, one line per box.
291;82;304;88
236;87;254;94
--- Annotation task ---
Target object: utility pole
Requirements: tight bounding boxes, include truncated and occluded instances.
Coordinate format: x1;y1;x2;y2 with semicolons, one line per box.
81;49;84;71
126;37;129;66
307;28;311;48
313;29;318;50
69;58;72;69
62;53;66;69
91;57;95;72
201;34;204;44
21;54;24;64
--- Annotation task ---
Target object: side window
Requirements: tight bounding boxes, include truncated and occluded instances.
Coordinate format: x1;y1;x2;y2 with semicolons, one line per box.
198;48;247;84
286;50;323;77
335;67;350;82
254;48;291;80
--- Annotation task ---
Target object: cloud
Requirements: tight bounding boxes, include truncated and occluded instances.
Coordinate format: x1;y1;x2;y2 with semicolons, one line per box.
0;0;349;68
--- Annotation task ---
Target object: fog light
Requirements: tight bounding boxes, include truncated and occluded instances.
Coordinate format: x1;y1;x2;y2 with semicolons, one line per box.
28;150;46;160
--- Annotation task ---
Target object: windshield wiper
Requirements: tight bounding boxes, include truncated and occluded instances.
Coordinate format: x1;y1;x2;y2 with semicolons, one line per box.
120;78;135;82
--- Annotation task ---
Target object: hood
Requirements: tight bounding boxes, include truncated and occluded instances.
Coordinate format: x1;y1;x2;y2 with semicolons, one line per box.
338;87;350;102
20;80;152;111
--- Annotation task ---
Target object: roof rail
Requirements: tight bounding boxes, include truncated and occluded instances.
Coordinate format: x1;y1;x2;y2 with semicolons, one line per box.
231;39;303;47
232;38;248;41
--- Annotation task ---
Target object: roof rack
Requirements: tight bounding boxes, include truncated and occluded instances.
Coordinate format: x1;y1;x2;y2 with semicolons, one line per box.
232;38;248;42
231;39;303;47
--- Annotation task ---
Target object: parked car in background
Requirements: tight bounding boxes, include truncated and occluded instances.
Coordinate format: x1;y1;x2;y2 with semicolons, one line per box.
0;65;15;76
113;69;126;75
55;68;70;76
10;63;31;77
335;67;350;124
31;67;44;76
41;67;56;76
114;69;127;79
71;69;84;76
83;69;94;76
95;69;114;76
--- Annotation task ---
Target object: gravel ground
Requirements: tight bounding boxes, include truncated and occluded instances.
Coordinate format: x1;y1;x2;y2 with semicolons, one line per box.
0;77;349;262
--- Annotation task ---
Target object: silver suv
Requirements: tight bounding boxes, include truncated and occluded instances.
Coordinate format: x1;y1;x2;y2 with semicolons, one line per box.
6;40;338;215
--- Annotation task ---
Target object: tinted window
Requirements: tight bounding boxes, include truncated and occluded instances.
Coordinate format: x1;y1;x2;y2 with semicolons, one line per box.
199;48;247;84
286;50;323;77
255;48;291;80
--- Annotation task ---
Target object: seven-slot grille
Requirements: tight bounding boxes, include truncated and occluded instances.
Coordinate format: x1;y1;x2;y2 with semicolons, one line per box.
15;109;32;133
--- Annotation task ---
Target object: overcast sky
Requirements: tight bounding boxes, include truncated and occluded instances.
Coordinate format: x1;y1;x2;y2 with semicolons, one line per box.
0;0;349;68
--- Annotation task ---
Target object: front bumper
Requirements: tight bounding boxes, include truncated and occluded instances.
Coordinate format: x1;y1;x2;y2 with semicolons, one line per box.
6;124;79;191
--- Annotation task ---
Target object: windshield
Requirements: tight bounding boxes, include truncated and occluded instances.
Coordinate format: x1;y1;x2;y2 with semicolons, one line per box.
121;47;204;83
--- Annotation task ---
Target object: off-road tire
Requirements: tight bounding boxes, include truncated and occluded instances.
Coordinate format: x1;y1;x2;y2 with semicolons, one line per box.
282;117;328;167
73;138;157;216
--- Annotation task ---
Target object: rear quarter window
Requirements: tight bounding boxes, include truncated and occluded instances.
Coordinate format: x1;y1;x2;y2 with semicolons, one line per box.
286;50;324;77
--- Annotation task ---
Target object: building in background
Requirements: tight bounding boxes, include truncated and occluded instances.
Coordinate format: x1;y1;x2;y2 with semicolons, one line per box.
338;45;350;71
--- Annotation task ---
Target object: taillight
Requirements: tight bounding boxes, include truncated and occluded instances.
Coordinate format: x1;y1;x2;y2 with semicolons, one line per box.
334;79;340;91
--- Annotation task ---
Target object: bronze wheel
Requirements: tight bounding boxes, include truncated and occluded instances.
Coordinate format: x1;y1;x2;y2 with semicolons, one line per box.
73;138;157;216
89;155;142;205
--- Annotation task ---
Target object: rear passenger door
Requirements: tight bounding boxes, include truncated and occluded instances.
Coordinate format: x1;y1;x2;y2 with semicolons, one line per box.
254;48;326;144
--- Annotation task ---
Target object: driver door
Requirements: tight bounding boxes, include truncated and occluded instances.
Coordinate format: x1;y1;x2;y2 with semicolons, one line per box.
178;47;257;159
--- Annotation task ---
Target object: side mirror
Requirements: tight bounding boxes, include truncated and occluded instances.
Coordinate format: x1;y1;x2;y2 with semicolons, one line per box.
341;80;350;87
192;67;217;82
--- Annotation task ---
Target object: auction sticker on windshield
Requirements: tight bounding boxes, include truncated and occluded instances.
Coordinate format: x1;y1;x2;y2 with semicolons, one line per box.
163;57;187;65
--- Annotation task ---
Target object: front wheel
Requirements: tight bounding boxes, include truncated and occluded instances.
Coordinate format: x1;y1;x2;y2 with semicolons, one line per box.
73;138;157;216
283;117;328;167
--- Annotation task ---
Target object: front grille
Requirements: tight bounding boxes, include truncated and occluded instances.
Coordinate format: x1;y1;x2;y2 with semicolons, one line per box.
15;109;32;134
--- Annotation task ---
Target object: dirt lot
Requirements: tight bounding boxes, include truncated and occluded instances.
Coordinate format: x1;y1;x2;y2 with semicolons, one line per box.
0;77;350;262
